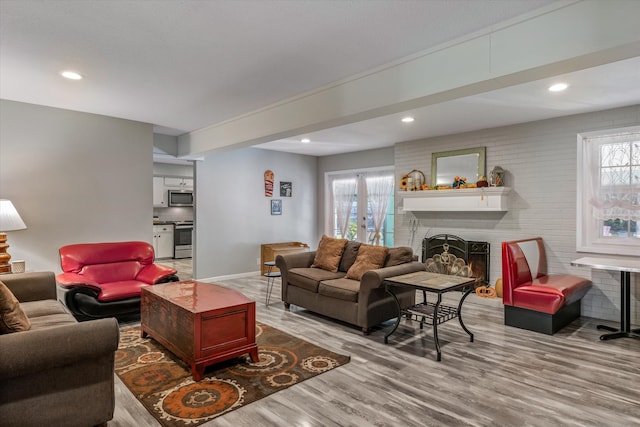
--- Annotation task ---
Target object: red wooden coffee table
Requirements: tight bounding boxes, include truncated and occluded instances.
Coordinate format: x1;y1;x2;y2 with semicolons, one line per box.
141;280;259;381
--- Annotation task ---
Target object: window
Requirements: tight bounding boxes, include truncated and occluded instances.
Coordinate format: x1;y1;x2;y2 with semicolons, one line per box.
325;168;394;246
577;126;640;255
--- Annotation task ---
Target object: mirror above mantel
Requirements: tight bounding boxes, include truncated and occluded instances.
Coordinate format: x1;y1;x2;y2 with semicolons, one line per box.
431;147;486;187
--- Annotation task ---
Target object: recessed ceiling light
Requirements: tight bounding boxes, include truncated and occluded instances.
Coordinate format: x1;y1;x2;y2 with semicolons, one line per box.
548;83;568;92
301;138;310;143
61;70;83;80
401;116;415;123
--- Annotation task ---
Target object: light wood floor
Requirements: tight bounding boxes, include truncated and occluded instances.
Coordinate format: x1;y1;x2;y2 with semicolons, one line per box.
111;275;640;427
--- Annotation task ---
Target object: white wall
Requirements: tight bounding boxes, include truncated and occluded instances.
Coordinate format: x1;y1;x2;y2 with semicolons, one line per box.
195;147;317;279
394;105;640;323
0;100;154;273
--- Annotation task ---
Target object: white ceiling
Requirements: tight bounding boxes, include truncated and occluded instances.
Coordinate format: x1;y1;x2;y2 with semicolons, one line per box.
1;0;639;157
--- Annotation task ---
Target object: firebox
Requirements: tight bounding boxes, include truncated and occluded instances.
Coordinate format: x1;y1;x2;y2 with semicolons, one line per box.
422;234;490;286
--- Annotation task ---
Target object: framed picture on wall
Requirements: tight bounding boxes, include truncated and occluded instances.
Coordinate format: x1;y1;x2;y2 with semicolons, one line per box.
271;199;282;215
280;181;292;197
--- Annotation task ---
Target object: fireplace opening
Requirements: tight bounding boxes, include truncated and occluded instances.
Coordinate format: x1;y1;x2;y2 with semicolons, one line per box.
422;234;490;287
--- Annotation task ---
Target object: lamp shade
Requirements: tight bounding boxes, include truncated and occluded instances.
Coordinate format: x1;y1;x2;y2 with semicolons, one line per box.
0;199;27;232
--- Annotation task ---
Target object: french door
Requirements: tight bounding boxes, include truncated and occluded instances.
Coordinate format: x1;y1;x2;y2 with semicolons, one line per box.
326;168;394;246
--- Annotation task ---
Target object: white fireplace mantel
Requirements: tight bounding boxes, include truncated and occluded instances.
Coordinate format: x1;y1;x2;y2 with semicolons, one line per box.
399;187;511;212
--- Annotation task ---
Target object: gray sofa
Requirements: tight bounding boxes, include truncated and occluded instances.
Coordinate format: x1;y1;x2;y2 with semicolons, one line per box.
0;272;119;427
276;242;425;334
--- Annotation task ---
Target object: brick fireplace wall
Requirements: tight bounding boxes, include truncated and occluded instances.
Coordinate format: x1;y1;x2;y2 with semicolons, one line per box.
394;105;640;323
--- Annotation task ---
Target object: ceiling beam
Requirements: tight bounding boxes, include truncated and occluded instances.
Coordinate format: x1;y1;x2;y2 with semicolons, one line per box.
179;0;640;158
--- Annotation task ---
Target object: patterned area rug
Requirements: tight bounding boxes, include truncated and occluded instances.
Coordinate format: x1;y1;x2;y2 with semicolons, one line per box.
116;323;350;426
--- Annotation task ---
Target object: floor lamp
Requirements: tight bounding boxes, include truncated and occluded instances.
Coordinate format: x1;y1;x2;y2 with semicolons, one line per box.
0;199;27;274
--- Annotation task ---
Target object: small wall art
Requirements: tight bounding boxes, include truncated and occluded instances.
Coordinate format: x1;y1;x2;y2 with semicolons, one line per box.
264;170;274;197
280;181;292;197
271;199;282;215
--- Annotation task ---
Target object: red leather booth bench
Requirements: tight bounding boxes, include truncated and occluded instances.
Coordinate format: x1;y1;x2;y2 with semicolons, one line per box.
502;237;591;334
56;241;178;320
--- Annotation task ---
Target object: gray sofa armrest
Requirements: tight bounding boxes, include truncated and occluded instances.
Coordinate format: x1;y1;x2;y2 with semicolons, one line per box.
0;271;56;302
275;251;316;271
360;261;426;293
276;251;316;302
0;317;119;380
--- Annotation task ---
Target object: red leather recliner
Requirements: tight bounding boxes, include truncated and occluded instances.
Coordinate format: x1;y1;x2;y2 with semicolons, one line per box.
56;241;178;320
502;237;591;334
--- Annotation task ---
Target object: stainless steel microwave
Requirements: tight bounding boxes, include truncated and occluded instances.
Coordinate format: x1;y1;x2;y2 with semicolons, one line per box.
168;190;194;207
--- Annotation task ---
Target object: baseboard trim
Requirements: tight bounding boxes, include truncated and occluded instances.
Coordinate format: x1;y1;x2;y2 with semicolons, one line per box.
199;270;261;282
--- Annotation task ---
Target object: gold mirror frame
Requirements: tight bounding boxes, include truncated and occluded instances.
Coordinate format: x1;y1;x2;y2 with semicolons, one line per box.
431;147;486;186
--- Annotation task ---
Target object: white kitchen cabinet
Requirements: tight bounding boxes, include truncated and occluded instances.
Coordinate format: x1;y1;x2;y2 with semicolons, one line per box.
153;176;167;207
153;224;174;259
164;177;193;189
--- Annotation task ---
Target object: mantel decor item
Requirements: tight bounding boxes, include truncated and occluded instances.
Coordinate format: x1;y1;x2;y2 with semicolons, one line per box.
432;147;486;187
490;166;506;187
271;199;282;215
400;170;426;191
0;199;27;274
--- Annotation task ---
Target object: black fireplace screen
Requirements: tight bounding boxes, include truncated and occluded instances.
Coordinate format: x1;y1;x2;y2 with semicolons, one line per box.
422;234;490;286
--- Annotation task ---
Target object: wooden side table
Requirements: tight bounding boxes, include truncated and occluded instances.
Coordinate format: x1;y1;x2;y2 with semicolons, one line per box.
263;261;281;306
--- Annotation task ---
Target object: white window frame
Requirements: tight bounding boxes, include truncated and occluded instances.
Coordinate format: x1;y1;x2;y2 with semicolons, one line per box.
324;166;394;244
577;126;640;256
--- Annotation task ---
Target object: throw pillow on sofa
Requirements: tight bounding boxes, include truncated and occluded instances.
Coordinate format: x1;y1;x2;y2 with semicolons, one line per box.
346;244;389;280
0;280;31;334
311;235;348;272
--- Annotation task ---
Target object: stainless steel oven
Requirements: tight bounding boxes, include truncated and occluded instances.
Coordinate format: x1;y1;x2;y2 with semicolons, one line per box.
173;221;193;259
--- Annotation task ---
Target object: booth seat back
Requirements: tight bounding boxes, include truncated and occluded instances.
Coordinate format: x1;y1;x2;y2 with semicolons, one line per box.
501;237;548;306
60;241;155;283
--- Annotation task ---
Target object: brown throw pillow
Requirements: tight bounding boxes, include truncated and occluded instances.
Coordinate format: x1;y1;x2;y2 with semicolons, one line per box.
346;244;389;281
0;280;31;334
385;246;414;267
311;235;348;272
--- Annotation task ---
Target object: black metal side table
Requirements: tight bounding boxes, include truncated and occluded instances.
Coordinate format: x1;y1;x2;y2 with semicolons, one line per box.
384;271;476;361
263;261;281;306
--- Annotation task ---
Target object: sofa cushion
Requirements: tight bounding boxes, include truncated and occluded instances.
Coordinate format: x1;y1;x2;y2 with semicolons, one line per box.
318;278;360;302
339;241;362;272
346;244;389;280
311;235;348;272
21;299;70;318
0;280;31;334
288;267;345;293
384;246;414;267
27;312;78;330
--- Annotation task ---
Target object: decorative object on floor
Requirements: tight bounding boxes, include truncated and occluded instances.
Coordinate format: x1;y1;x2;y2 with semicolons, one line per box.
474;285;496;298
116;323;350;427
0;199;27;274
264;169;274;196
494;278;503;297
279;181;292;197
270;199;282;215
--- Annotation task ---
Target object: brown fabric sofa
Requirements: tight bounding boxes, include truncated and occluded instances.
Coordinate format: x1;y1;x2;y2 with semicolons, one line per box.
276;241;425;334
0;272;119;427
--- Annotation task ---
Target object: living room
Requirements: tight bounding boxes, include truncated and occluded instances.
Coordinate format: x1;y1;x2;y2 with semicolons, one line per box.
1;1;639;426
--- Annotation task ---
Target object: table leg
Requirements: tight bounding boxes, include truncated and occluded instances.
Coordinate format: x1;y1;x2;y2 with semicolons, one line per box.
457;287;474;342
433;294;442;362
384;285;401;344
597;271;639;340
